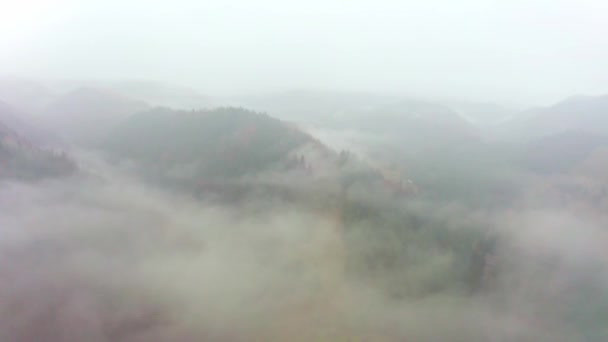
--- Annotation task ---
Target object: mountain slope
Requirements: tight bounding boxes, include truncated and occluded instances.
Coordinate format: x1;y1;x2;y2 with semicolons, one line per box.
0;77;57;113
496;94;608;142
330;100;480;156
0;121;75;180
523;131;608;174
104;107;323;180
0;101;60;147
443;101;518;127
539;95;608;134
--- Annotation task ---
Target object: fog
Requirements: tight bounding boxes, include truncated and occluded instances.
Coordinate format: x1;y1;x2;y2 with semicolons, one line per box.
2;0;608;104
1;1;608;341
0;151;606;341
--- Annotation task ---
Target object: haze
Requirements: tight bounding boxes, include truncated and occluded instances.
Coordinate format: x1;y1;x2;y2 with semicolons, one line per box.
2;1;608;341
2;0;608;104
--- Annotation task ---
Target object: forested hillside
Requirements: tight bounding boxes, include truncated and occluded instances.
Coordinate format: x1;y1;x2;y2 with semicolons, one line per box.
0;122;75;180
102;107;333;191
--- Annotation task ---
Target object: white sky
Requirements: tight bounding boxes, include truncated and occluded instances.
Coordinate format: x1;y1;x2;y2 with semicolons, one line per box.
1;0;607;104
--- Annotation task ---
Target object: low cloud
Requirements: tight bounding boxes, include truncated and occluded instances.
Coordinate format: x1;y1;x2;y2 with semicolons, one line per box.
0;158;606;341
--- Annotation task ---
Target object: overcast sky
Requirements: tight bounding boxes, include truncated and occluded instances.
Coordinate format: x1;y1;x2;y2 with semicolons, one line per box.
1;0;607;104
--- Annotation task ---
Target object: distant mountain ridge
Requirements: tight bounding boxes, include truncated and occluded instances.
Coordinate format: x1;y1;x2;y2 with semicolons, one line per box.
53;80;213;110
526;94;608;136
104;80;213;109
330;99;480;151
0;77;57;113
39;86;149;144
0;101;61;147
230;89;398;124
493;93;608;142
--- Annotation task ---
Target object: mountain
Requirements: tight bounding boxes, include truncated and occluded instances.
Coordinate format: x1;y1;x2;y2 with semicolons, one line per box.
103;107;327;180
39;87;149;144
443;101;519;127
523;131;608;174
0;77;57;113
495;94;608;142
0;121;75;180
538;95;608;134
330;100;479;150
103;106;415;202
52;80;214;110
490;94;608;173
237;92;479;140
229;89;397;124
104;80;213;109
0;101;60;147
